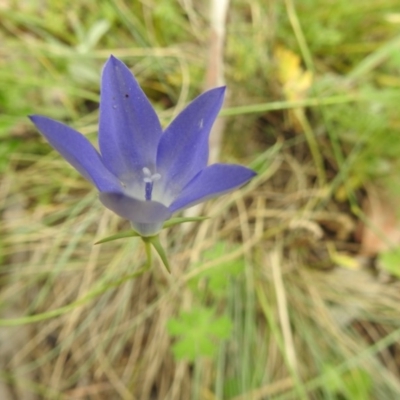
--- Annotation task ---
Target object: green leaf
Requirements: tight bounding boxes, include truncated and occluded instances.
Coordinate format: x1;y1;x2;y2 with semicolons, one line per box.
190;242;244;297
343;368;372;400
379;247;400;278
167;307;232;361
84;20;110;50
208;315;232;339
322;365;372;400
323;365;344;393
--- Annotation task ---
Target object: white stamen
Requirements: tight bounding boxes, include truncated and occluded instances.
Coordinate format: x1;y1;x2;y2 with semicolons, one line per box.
152;173;161;181
142;168;162;184
142;167;151;177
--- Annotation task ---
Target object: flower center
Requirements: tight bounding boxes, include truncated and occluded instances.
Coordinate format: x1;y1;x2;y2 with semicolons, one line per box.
142;167;161;201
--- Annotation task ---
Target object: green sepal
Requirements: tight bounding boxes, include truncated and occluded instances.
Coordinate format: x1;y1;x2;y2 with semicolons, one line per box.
146;235;171;274
94;230;140;244
95;216;208;245
162;216;209;229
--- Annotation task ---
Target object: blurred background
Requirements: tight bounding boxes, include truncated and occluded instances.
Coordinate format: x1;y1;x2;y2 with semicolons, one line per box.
2;0;400;399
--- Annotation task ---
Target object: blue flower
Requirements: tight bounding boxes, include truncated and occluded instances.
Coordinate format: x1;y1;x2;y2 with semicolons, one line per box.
30;56;256;236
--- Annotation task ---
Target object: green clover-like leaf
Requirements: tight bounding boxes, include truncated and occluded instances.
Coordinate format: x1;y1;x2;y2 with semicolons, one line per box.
167;307;232;361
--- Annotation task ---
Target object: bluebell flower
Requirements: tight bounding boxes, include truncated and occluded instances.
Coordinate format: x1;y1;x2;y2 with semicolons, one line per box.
30;56;256;236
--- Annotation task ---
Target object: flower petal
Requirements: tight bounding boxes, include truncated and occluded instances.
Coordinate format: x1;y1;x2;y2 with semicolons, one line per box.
156;87;225;197
169;163;256;212
99;192;171;224
29;115;121;193
99;56;162;182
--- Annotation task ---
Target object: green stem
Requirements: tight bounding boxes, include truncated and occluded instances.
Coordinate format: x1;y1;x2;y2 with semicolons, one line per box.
295;108;326;188
143;240;152;270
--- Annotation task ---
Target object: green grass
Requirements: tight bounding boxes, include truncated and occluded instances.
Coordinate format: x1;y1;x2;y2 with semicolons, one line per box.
2;0;400;399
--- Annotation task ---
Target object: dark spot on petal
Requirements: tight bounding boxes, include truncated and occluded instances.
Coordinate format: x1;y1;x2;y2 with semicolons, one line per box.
125;94;129;98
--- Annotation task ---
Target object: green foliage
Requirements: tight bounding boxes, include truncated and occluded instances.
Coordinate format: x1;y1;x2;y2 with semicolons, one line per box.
167;307;232;361
343;368;373;400
0;139;20;173
167;242;242;361
152;0;187;44
189;242;244;298
322;90;400;195
324;365;372;400
276;0;399;70
379;247;400;278
3;0;400;397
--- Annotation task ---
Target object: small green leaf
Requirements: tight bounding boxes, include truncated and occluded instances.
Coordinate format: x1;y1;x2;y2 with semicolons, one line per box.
208;315;232;339
85;20;111;50
322;365;372;400
379;247;400;278
323;365;343;393
190;242;244;297
343;368;372;400
167;307;232;361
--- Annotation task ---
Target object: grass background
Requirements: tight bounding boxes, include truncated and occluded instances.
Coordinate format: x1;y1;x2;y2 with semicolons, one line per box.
2;0;400;399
